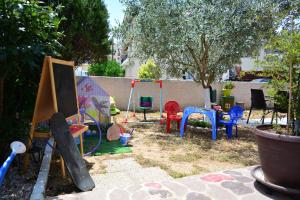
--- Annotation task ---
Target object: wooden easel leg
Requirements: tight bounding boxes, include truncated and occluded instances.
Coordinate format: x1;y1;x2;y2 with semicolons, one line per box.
23;123;36;172
60;156;66;178
80;134;84;156
23;153;30;173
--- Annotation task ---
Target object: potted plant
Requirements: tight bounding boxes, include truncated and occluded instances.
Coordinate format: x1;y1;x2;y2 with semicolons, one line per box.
222;81;235;97
252;1;300;190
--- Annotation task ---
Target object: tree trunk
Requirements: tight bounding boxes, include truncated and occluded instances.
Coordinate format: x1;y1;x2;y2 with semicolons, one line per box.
203;88;211;109
287;64;292;134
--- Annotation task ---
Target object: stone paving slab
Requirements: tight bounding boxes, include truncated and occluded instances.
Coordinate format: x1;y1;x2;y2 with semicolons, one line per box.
93;171;136;190
103;158;142;173
126;167;172;184
47;159;298;200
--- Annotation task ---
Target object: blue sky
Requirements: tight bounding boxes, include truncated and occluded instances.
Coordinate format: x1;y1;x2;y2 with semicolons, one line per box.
104;0;125;28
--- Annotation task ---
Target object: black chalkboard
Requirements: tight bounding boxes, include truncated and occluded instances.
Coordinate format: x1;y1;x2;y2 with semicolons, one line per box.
52;63;78;118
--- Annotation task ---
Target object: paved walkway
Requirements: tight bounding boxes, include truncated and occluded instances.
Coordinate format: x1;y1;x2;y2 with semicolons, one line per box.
47;158;297;200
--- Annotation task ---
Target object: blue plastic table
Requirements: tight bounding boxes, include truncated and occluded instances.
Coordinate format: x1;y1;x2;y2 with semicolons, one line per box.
180;107;217;140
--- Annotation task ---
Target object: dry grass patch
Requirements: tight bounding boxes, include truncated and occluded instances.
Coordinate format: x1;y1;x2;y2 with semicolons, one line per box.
116;111;259;177
169;153;202;162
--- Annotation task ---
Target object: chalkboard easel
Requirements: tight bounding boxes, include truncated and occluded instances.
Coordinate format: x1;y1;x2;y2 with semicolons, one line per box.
24;56;87;176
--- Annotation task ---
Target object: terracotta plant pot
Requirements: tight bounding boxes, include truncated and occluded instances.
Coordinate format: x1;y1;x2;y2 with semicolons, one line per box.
222;89;232;97
253;125;300;189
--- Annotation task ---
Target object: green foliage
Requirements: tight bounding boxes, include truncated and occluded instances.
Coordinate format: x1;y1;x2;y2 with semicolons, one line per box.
117;0;274;88
188;119;211;128
258;0;300;132
0;0;62;159
138;59;161;79
88;60;125;77
262;30;300;119
47;0;111;64
223;81;235;89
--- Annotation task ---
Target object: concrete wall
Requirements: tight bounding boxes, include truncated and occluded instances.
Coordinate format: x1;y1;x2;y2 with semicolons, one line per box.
85;76;268;110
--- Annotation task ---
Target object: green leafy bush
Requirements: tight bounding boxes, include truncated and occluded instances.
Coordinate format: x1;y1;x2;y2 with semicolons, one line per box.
138;59;161;79
188;119;212;128
258;0;300;135
0;0;62;162
88;60;125;77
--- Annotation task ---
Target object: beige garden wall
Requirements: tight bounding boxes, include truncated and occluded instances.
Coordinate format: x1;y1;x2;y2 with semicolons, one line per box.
83;76;268;110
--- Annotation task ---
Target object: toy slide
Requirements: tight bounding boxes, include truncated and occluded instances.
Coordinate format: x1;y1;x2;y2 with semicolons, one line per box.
50;112;95;192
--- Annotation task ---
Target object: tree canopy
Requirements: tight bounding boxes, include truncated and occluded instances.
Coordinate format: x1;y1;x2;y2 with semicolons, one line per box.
117;0;274;88
48;0;111;64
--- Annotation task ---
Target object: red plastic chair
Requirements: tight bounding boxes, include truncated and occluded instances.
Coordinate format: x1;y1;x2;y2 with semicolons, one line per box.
165;101;182;133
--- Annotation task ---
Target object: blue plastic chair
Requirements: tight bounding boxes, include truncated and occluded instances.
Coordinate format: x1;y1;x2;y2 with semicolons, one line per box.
218;105;244;139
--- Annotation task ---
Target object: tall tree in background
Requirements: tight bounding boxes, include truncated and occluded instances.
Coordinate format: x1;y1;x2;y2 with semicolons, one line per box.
49;0;111;64
117;0;274;107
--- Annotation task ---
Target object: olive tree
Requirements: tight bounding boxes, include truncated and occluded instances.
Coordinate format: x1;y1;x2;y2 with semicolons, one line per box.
117;0;274;107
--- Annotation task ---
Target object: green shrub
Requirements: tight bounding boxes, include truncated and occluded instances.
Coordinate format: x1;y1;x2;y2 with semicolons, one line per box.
188;119;211;128
88;60;125;77
0;0;62;162
138;59;161;79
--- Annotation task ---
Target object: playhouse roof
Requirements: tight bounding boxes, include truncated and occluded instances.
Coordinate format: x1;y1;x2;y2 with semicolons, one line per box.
77;77;109;97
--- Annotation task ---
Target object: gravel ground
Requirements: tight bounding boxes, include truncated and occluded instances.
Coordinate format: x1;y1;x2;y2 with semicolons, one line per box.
0;139;46;200
0;159;39;200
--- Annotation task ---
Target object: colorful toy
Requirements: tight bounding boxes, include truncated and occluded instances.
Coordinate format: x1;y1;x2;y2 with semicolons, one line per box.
120;134;131;146
164;101;182;133
110;96;120;115
218;105;244;138
119;129;134;146
107;116;126;141
139;96;153;120
180;107;217;140
124;79;163;123
77;77;110;125
79;108;102;156
0;141;26;186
